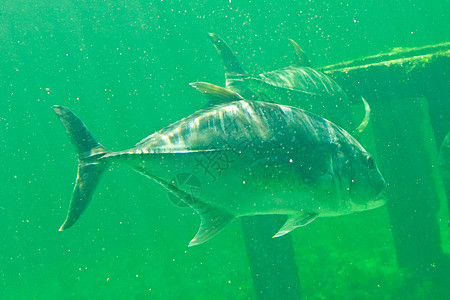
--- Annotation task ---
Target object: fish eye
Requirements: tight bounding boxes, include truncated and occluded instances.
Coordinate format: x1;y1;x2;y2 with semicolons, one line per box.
365;155;376;169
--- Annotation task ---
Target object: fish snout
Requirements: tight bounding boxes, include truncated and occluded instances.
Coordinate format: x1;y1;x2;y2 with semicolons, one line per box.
372;173;387;206
377;174;387;194
373;188;387;207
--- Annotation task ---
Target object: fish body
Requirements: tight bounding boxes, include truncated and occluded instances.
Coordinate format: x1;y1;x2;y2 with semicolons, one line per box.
53;100;385;246
193;33;366;133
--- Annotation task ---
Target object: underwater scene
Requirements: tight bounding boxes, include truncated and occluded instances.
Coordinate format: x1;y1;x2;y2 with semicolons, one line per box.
1;1;449;299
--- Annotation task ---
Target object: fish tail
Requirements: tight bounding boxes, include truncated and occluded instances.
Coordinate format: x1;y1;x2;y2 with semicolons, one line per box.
354;96;371;134
208;33;246;76
52;105;111;231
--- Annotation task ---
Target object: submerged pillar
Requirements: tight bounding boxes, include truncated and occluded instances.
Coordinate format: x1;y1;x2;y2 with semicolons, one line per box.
371;97;443;269
423;66;450;226
241;216;302;299
321;43;450;273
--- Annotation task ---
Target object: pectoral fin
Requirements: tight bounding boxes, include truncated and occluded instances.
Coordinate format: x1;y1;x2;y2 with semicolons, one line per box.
273;212;318;238
189;202;235;247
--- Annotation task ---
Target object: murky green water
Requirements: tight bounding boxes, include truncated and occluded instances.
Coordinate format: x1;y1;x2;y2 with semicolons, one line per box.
1;1;449;299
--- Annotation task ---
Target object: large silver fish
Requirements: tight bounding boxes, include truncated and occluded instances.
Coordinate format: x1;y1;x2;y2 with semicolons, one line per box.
192;33;369;134
53;100;386;246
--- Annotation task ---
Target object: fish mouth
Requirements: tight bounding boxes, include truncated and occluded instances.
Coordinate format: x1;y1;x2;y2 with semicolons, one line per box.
371;189;387;208
351;190;386;212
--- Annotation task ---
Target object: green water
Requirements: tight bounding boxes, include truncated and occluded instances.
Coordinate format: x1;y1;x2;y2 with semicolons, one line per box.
1;1;449;299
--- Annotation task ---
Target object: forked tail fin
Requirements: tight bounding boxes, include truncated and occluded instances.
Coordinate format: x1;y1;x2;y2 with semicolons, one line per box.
354;97;371;135
52;105;110;231
208;33;246;76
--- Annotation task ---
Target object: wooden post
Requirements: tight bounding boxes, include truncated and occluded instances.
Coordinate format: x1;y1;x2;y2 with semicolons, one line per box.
371;97;443;269
241;216;302;300
321;43;450;272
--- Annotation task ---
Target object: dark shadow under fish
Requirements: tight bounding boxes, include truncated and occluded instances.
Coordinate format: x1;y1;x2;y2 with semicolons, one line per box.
52;100;385;247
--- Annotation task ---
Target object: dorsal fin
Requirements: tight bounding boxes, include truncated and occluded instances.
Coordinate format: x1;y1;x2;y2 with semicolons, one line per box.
190;82;244;106
208;33;246;76
288;39;311;67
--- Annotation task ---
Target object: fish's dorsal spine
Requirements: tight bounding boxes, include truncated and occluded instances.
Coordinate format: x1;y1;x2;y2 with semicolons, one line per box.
208;33;246;76
289;39;311;67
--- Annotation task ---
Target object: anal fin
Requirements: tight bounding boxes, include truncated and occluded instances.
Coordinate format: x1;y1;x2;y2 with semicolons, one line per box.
273;212;318;238
189;202;234;247
131;165;234;247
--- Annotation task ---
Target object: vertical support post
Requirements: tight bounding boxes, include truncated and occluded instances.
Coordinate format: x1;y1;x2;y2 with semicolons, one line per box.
241;216;302;300
371;97;444;270
424;84;450;226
